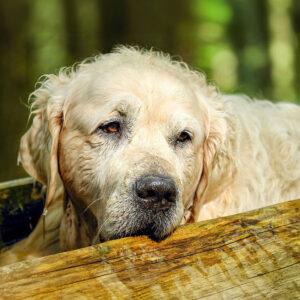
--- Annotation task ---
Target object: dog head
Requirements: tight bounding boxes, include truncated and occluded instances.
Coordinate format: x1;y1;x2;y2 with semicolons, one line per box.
19;47;226;250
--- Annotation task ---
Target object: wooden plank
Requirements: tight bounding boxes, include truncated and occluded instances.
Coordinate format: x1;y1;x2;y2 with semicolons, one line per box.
0;199;299;299
0;177;34;190
0;178;45;248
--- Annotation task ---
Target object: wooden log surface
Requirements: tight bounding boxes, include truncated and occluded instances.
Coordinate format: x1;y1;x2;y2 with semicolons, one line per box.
0;199;299;299
0;178;45;249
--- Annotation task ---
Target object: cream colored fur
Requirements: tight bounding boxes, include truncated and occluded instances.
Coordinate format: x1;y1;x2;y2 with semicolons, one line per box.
1;46;299;266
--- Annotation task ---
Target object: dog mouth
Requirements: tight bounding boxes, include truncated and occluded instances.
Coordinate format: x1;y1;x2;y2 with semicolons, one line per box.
98;199;179;243
98;174;181;243
100;220;176;242
99;216;177;243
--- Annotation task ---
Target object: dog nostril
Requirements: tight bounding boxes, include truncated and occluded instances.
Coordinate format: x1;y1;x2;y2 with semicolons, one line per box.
161;198;168;206
137;188;156;199
135;175;177;210
146;190;156;199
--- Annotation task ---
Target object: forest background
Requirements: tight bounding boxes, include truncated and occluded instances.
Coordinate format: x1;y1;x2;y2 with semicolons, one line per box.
0;0;299;181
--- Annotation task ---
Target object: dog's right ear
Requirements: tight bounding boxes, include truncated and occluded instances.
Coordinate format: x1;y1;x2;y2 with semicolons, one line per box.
19;74;68;212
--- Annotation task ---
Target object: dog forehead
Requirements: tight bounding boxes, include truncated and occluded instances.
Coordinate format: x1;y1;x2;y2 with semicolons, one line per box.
63;58;207;134
112;66;200;112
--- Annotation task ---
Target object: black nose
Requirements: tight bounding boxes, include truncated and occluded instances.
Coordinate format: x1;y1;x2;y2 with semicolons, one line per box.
134;175;177;211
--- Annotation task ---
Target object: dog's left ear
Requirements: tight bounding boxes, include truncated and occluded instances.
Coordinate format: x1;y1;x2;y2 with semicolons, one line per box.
191;99;227;222
19;75;67;214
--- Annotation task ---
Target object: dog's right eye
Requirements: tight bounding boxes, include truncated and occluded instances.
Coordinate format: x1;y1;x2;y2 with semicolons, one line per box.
99;121;121;134
177;131;191;144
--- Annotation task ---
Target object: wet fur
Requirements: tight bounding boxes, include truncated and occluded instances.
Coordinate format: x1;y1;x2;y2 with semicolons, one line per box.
1;46;300;265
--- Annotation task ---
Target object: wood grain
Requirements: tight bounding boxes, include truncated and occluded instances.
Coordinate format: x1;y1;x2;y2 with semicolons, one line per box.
0;199;299;299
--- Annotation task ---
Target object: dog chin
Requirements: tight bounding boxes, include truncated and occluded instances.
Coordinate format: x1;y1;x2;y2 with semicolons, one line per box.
101;224;176;243
99;210;179;243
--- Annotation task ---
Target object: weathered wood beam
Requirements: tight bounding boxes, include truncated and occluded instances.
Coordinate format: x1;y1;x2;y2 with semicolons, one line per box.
0;199;299;299
0;178;45;248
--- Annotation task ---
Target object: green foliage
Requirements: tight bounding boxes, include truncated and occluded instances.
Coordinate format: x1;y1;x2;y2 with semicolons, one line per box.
30;0;67;74
194;0;232;24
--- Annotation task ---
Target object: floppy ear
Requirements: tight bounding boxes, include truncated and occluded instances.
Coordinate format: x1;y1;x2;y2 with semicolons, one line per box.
19;74;67;214
191;104;227;222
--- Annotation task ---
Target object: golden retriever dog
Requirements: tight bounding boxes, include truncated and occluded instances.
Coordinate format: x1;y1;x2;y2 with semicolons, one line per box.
1;46;300;265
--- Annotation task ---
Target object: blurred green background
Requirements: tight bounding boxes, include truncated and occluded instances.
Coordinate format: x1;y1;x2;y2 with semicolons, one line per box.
0;0;299;181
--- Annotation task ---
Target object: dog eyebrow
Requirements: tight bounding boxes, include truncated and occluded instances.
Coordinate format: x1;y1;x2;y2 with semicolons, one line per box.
114;96;141;114
88;98;138;135
170;115;203;144
114;103;129;116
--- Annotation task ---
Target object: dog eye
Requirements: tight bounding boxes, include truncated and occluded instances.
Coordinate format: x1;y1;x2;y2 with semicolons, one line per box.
177;131;191;143
99;121;121;134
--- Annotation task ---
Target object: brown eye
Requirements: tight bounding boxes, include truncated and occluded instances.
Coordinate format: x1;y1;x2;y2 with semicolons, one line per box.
100;121;121;134
177;131;191;143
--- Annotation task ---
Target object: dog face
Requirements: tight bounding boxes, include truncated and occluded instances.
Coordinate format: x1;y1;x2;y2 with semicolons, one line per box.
19;47;226;249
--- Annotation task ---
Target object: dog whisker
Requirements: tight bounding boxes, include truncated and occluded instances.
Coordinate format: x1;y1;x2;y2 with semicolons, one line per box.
95;215;113;242
81;197;102;215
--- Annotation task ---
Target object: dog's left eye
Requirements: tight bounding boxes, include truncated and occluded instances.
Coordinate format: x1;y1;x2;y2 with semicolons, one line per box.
177;131;191;143
99;121;121;134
